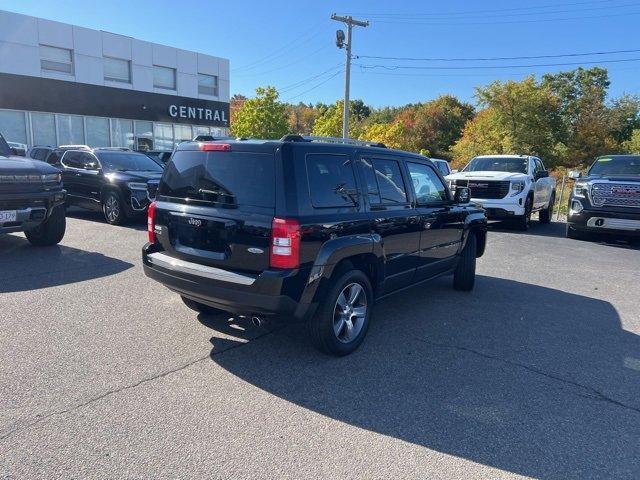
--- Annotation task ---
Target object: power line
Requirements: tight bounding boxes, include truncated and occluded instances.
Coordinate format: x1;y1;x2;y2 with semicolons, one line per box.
355;57;640;71
338;0;627;18
277;64;343;93
234;44;332;78
283;69;344;102
355;48;640;62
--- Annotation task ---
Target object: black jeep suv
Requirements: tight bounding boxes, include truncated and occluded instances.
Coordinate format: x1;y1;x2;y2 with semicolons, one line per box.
0;133;66;246
53;148;164;224
567;155;640;241
142;136;487;355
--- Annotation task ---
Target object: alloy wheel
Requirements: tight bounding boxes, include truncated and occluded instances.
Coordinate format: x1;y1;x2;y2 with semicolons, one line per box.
333;282;367;343
105;195;120;223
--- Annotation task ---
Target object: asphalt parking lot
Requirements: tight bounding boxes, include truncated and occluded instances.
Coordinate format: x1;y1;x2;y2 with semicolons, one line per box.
1;209;639;479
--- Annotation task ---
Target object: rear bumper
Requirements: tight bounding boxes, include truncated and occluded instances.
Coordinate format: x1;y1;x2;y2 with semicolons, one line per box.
0;189;66;233
142;244;317;320
567;205;640;236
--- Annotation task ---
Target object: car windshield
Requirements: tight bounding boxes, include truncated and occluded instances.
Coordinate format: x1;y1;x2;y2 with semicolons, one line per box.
463;157;528;174
588;156;640;176
97;152;163;172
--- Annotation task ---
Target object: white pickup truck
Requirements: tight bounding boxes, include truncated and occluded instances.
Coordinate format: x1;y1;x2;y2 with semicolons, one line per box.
446;155;556;230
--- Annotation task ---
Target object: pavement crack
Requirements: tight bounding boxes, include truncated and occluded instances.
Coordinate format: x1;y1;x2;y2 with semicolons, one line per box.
0;328;275;443
418;338;640;415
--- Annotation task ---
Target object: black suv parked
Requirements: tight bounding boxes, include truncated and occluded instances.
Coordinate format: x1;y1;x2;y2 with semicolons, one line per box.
567;155;640;240
53;147;163;224
0;133;66;245
143;136;487;355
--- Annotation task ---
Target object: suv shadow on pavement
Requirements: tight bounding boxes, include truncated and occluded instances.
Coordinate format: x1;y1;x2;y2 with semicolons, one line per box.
0;234;133;293
202;274;640;479
64;207;147;231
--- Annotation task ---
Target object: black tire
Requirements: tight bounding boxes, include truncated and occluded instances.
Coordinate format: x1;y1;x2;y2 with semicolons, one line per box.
514;195;533;230
308;269;373;356
102;190;127;225
24;205;66;246
539;192;555;224
453;233;477;291
181;296;223;315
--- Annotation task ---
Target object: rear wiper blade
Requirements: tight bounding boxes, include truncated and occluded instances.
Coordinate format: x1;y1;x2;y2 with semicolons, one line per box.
198;188;235;197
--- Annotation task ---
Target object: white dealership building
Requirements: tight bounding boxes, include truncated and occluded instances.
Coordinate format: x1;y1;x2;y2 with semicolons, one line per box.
0;9;230;151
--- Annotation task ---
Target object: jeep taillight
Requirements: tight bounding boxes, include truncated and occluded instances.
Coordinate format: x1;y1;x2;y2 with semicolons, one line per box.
270;217;300;269
147;201;157;243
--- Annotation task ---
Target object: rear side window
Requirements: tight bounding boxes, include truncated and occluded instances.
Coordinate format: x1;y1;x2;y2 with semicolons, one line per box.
159;150;275;208
61;151;86;169
46;150;62;165
363;158;407;205
306;154;357;208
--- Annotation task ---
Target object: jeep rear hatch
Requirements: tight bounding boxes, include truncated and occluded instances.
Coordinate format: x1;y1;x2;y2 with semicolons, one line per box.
154;147;276;273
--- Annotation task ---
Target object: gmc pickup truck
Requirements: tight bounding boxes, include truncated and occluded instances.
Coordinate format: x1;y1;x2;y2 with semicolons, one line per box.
446;154;556;230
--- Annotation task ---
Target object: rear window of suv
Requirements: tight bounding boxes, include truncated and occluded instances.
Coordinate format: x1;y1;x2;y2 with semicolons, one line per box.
158;150;275;208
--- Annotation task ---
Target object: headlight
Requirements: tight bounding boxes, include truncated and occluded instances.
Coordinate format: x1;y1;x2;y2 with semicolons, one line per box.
510;181;525;196
573;182;589;198
127;182;148;191
42;173;61;184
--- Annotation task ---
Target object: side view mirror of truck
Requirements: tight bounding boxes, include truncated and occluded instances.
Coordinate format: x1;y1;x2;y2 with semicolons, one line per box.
454;186;471;204
568;170;582;180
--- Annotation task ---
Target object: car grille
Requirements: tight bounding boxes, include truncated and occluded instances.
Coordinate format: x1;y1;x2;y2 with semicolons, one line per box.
591;183;640;208
0;199;46;210
455;180;511;199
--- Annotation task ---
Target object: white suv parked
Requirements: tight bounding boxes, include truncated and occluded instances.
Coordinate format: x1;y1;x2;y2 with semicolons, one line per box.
446;155;556;230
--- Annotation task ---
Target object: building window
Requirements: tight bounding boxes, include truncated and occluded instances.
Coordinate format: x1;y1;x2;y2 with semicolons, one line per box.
104;57;131;83
110;119;134;148
198;74;218;96
31;113;56;147
134;121;153;151
86;117;110;147
0;110;27;144
56;114;85;145
174;124;192;144
40;45;73;75
154;123;174;151
153;66;176;90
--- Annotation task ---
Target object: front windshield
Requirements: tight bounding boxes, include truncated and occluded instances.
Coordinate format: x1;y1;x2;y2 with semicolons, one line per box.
97;152;163;172
588;156;640;176
463;157;528;174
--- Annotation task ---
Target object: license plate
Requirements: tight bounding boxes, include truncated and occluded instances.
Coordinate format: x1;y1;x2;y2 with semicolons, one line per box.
0;210;17;224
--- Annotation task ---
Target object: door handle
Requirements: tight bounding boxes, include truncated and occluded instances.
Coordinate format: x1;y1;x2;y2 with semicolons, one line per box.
75;173;82;177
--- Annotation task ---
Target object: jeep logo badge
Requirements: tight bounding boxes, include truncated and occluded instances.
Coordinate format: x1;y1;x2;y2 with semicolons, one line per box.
187;217;202;227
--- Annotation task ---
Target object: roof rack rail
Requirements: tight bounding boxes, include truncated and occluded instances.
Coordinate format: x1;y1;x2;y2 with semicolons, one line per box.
279;135;386;148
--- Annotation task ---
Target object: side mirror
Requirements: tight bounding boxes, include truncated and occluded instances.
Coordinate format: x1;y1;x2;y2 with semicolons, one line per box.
568;170;582;179
536;170;549;179
451;169;459;174
454;186;470;204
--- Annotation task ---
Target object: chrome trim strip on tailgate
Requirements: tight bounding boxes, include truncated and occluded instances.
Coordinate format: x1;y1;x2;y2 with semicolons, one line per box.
147;252;257;285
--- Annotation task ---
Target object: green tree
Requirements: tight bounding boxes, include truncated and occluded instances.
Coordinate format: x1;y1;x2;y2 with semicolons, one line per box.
622;129;640;153
287;102;318;134
230;86;288;139
608;94;640;144
451;108;509;168
359;122;406;149
311;100;363;138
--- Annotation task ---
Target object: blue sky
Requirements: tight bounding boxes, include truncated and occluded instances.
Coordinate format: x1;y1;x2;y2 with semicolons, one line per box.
1;0;638;107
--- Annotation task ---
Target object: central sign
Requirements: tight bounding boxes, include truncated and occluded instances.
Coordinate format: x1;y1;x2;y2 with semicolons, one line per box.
168;105;228;124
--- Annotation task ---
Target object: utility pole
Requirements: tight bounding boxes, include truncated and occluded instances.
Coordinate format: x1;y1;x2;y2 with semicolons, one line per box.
331;14;368;139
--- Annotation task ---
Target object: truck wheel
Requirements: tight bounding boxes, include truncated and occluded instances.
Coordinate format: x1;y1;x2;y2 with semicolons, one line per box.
308;269;373;356
181;296;223;315
24;205;66;246
514;196;533;230
539;192;555;224
102;191;127;225
453;233;476;291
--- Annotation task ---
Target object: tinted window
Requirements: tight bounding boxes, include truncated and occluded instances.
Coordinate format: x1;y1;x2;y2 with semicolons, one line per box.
463;157;528;174
97;152;163;172
62;151;87;169
306;154;357;208
433;160;450;176
588;156;640;176
367;158;407;205
159;150;275;208
361;158;382;205
46;150;63;165
407;162;448;204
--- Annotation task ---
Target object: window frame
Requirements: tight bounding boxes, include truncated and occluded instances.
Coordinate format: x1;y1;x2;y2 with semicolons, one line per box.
198;73;219;96
60;150;100;171
405;160;452;206
359;156;411;208
305;152;359;209
103;56;132;84
39;44;74;75
153;65;177;90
